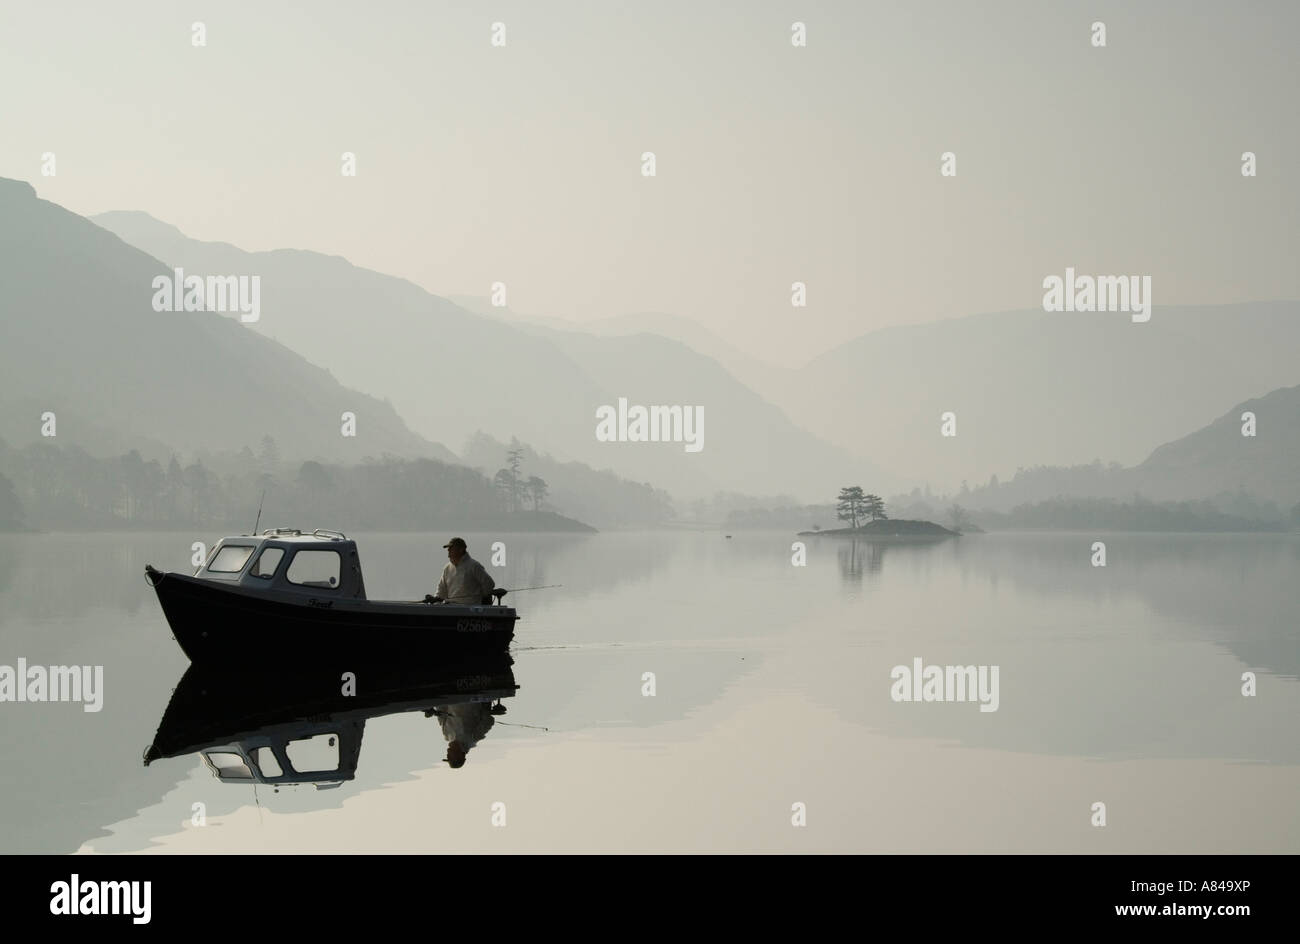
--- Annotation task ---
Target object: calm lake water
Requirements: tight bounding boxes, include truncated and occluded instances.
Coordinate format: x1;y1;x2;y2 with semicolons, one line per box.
1;530;1297;854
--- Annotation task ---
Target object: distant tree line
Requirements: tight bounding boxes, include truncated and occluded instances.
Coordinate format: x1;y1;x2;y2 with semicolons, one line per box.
720;494;1300;534
958;461;1127;510
0;470;21;530
974;496;1294;532
0;437;594;531
462;431;675;528
945;462;1297;523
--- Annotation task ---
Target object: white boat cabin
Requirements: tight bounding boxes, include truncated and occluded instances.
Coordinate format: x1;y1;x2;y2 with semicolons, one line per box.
196;529;367;599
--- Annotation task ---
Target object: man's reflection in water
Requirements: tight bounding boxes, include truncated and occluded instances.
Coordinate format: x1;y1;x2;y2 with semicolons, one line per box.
426;699;495;768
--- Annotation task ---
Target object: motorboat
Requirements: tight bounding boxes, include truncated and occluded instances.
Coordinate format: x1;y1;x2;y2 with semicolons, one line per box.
145;528;517;662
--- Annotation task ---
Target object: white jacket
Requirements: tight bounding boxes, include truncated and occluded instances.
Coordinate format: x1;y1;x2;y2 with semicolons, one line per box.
435;554;495;604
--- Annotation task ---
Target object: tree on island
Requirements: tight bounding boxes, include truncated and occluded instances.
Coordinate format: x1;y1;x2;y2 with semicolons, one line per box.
838;488;889;529
493;468;516;511
494;441;550;513
526;474;549;511
836;486;867;529
495;440;527;512
509;444;528;504
947;503;972;533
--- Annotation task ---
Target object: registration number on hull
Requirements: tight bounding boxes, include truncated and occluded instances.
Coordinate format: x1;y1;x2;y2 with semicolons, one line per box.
455;619;495;633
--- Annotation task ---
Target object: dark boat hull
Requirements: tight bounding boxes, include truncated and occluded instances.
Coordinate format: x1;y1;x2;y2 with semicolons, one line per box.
151;572;517;662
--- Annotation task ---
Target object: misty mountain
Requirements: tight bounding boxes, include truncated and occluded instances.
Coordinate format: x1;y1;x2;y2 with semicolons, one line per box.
578;312;786;399
454;298;783;396
1127;384;1300;507
0;395;181;462
468;297;1300;503
0;179;452;465
505;327;894;498
944;384;1300;515
770;304;1300;491
94;210;888;501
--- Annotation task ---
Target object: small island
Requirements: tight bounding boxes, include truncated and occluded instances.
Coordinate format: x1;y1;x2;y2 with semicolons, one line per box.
796;487;959;542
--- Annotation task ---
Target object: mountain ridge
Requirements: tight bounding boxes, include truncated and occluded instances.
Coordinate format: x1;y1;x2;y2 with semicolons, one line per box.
93;206;890;501
0;178;455;465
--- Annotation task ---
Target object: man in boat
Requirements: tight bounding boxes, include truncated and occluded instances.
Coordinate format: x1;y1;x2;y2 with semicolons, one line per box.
426;537;497;605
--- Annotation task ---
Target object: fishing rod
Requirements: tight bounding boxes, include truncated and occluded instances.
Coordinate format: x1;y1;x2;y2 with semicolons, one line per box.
425;585;562;604
490;584;561;604
426;703;549;731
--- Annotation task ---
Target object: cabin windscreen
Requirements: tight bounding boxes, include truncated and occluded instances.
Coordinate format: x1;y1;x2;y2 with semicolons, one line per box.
286;549;342;588
207;545;255;573
286;733;341;773
249;547;285;579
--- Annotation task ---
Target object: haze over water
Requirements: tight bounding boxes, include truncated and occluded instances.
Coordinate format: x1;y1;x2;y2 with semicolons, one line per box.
0;529;1295;854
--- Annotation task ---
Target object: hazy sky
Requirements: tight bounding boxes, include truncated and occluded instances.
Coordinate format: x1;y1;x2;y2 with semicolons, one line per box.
3;0;1296;365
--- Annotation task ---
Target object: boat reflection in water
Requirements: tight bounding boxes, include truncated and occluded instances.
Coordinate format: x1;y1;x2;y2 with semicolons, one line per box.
143;650;518;787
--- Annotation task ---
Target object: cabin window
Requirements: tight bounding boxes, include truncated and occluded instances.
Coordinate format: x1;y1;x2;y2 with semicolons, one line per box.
249;547;285;579
250;747;283;777
206;752;254;780
286;550;342;588
285;733;340;773
207;545;255;573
